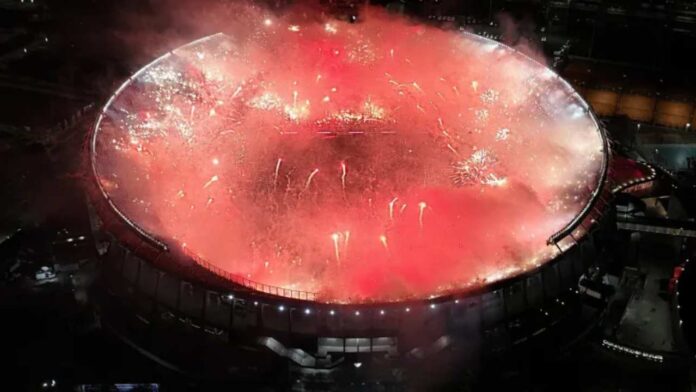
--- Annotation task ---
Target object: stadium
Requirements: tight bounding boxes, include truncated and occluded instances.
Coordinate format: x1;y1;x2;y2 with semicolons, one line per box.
86;16;614;387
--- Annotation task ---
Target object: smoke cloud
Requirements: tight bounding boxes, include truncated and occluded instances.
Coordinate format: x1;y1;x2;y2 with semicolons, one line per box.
92;3;604;302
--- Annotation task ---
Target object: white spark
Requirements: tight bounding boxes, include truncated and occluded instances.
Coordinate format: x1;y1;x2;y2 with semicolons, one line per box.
273;158;282;190
203;175;219;189
341;162;347;192
324;23;337;34
304;168;319;191
495;128;510;141
379;234;388;251
332;232;341;263
388;197;398;221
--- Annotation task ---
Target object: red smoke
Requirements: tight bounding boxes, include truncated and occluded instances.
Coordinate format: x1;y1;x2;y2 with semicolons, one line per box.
94;6;604;303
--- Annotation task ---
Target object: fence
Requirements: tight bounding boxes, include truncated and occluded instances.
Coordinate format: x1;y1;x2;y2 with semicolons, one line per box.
187;251;318;301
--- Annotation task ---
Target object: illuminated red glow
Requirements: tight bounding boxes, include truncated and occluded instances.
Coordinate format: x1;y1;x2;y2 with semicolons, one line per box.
93;11;604;303
612;156;652;185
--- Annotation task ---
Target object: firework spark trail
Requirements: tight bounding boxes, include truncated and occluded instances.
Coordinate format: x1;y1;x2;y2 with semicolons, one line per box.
388;197;398;221
232;85;243;98
418;201;427;229
273;158;283;190
379;234;389;252
331;232;340;263
304;168;319;191
203;175;219;189
412;82;424;94
340;162;347;193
